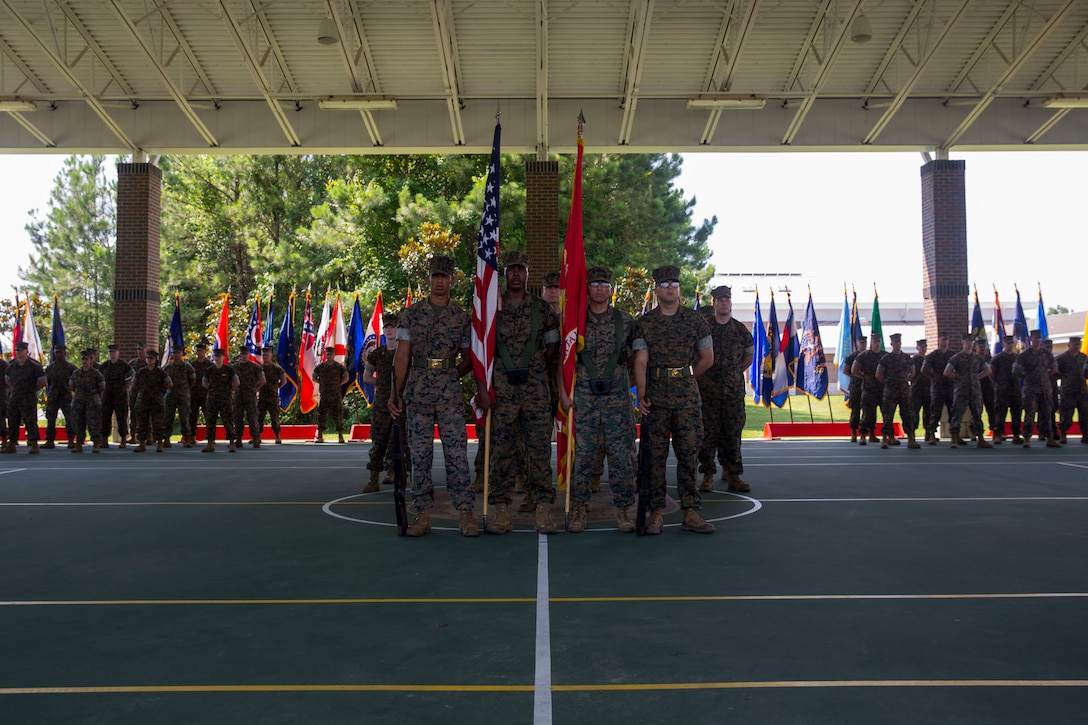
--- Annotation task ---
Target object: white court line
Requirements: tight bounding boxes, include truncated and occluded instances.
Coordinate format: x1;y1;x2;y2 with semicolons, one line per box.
534;534;552;725
0;469;27;476
1057;462;1088;470
763;496;1088;503
745;460;1088;467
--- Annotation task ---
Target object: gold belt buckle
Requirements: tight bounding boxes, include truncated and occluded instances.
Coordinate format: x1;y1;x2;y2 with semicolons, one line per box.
427;358;444;370
668;367;684;379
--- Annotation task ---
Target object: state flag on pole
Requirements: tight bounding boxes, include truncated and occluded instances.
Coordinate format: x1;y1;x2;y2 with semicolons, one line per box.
471;123;502;426
345;293;368;399
316;291;332;362
277;294;299;412
770;291;795;407
329;294;348;364
51;295;65;363
870;288;884;352
1036;285;1049;341
299;291;318;414
163;293;183;362
214;294;231;362
244;295;263;363
762;291;779;408
748;290;770;404
1013;286;1029;351
970;288;987;345
556;115;587;492
836;288;852;396
23;292;44;361
798;291;829;400
992;288;1008;355
12;292;23;347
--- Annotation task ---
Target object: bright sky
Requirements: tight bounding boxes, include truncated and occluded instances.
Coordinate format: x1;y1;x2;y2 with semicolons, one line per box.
2;150;1084;314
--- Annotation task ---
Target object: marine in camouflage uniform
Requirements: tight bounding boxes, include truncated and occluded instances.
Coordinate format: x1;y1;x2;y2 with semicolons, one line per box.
558;266;645;534
232;345;266;447
974;340;996;436
1014;329;1060;447
0;356;8;449
1043;339;1061;440
201;349;239;452
99;345;133;448
842;339;865;441
476;250;560;535
67;349;105;453
131;350;173;452
636;265;716;536
127;344;147;443
876;333;919;448
258;347;286;445
1054;336;1087;444
850;335;885;444
43;345;77;448
697;284;754;492
162;349;197;447
188;344;213;444
943;334;993;448
922;334;955;444
313;347;347;443
364;314;399;492
909;339;931;443
390;255;478;537
989;335;1023;444
2;342;47;454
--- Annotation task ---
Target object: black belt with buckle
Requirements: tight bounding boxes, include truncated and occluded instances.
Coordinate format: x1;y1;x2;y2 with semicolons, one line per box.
413;357;456;370
650;366;693;379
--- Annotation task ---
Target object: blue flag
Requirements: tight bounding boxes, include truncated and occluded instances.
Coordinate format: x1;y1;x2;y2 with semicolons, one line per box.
1036;287;1049;341
50;295;65;363
167;293;184;354
263;293;275;349
774;292;797;406
970;289;986;345
1013;287;1029;351
345;293;367;399
749;290;770;405
798;292;828;400
763;293;780;408
277;294;299;412
836;289;851;396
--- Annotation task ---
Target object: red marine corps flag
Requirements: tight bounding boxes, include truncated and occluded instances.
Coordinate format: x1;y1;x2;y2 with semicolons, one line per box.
556;113;587;493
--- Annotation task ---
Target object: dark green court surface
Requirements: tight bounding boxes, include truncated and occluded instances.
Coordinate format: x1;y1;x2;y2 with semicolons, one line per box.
2;439;1087;724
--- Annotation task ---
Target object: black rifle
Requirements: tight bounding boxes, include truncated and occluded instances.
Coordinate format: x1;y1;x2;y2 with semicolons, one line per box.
391;373;408;537
635;411;651;536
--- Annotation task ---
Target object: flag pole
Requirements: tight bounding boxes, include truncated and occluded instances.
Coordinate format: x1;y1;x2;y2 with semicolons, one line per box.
827;394;834;423
563;404;574;529
787;391;795;423
806;392;814;422
482;409;492;530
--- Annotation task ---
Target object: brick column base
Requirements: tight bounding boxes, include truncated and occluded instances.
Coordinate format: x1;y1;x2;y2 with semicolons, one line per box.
920;159;969;340
114;163;162;352
525;160;560;288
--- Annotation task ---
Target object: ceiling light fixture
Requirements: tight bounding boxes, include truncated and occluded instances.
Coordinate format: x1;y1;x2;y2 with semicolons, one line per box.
1041;95;1088;109
0;99;37;112
686;95;766;110
850;14;873;43
317;97;399;111
317;17;338;45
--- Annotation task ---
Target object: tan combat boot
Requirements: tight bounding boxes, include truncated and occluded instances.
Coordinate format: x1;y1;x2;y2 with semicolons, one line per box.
338;433;345;444
615;506;635;533
1046;437;1062;448
699;472;714;492
92;442;100;454
950;434;962;449
535;503;557;534
156;440;164;453
363;470;381;494
567;503;587;534
726;473;751;493
133;442;146;453
906;437;921;449
681;509;716;534
1022;436;1032;448
459;511;481;537
976;435;993;449
28;441;40;454
202;442;216;453
41;440;55;449
274;433;282;444
486;503;512;535
72;443;83;453
880;436;889;449
645;510;663;535
382;467;395;484
406;511;431;537
228;441;237;453
183;436;192;449
252;437;261;448
589;474;601;493
0;441;14;454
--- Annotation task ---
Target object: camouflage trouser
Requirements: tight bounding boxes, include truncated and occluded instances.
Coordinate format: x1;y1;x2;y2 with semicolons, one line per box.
572;391;636;507
646;406;703;512
405;401;473;512
846;383;862;432
928;386;954;435
1059;389;1087;438
163;394;191;439
1022;389;1054;439
474;415;528;478
133;397;165;442
45;393;73;442
234;395;260;441
860;385;883;435
101;385;129;441
909;388;929;436
882;385;915;437
0;396;7;441
368;402;392;471
994;388;1022;437
8;393;39;443
71;397;102;443
189;393;208;439
949;391;984;438
698;393;744;477
980;383;995;433
128;387;138;439
258;395;281;437
488;380;554;506
316;397;343;434
204;394;236;443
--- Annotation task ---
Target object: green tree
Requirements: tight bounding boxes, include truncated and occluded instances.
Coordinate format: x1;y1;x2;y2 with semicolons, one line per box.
1048;305;1070;316
20;155;116;353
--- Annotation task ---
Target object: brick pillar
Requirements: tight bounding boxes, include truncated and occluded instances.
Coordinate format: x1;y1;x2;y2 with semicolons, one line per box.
525;160;560;288
114;163;162;353
920;160;969;341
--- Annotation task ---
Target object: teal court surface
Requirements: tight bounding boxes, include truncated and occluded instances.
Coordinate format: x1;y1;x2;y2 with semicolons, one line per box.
2;438;1088;724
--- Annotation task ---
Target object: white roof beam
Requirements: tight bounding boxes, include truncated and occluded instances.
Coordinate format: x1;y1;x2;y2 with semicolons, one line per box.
617;0;654;146
145;0;220;103
324;0;382;146
943;0;1077;150
4;110;55;147
0;36;51;94
862;0;932;100
245;0;299;93
784;0;833;94
536;0;548;158
430;0;466;146
54;0;138;104
699;0;759;145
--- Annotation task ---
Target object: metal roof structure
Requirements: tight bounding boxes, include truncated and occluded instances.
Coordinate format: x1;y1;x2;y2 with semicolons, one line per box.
2;0;1088;156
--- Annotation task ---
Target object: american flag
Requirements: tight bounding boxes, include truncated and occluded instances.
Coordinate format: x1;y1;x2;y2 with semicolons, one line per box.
470;123;502;425
299;291;318;414
244;295;263;363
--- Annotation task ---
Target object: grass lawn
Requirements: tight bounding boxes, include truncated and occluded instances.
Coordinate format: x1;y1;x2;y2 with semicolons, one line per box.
742;394;912;438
